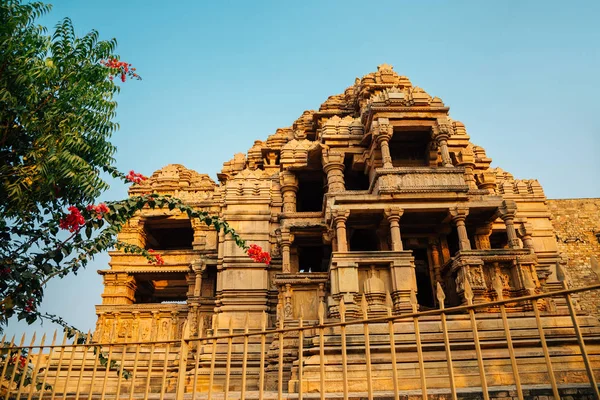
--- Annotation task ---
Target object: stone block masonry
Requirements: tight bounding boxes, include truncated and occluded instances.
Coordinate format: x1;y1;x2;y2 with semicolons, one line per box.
547;198;600;317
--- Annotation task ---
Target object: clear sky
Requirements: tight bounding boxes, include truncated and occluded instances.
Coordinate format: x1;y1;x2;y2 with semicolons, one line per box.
6;0;600;337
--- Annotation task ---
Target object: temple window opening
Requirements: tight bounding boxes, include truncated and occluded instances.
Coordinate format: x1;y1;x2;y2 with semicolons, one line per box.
296;171;325;212
389;128;432;167
143;217;193;250
344;154;369;190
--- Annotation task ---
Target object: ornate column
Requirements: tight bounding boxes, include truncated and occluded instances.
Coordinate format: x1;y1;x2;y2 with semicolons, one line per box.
499;200;521;249
449;207;471;251
151;311;160;341
429;238;442;285
517;222;535;250
332;209;350;252
279;171;299;213
456;147;477;189
170;311;179;340
474;223;492;250
373;118;393;168
435;124;453;168
281;228;294;273
192;261;205;297
322;150;345;193
384;207;404;251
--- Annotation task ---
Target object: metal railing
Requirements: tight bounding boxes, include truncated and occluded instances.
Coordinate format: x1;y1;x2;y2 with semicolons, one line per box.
2;278;600;399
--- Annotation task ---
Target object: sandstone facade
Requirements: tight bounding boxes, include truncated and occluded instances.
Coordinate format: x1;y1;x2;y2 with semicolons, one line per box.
89;65;600;393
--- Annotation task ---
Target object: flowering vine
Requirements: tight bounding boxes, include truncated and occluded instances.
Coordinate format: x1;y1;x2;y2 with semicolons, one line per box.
125;170;147;184
100;58;141;82
58;206;85;232
247;244;271;265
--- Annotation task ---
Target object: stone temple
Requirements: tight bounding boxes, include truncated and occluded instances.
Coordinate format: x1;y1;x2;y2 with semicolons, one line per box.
92;64;600;394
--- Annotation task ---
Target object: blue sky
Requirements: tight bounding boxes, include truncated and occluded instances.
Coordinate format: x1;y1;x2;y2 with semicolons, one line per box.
6;0;599;337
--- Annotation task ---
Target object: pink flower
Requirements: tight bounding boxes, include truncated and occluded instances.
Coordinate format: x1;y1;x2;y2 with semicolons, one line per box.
247;244;271;265
59;206;85;232
125;170;148;184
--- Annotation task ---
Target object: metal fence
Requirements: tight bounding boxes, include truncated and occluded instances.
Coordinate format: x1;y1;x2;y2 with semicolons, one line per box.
2;278;600;400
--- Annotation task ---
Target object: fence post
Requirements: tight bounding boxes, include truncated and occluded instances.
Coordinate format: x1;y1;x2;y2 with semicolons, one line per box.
176;322;189;400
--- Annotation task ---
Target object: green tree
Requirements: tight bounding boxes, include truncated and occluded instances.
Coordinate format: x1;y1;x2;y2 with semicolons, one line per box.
0;0;250;334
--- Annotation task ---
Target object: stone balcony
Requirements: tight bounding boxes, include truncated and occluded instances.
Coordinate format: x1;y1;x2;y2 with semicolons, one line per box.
441;248;539;308
372;166;469;195
107;249;198;272
95;303;188;342
328;250;415;316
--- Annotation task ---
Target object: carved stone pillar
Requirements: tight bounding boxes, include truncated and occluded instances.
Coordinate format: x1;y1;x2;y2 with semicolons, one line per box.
151;311;160;341
112;313;120;343
456;147;477;189
170;311;179;340
429;238;442;284
322;150;345;193
280;171;299;213
435;124;453;167
474;224;492;250
189;305;199;338
283;284;293;320
132;311;140;340
499;200;521;249
281;229;294;273
385;207;404;251
517;222;535;250
373;118;393;169
449;207;471;251
192;261;205;297
332;210;350;252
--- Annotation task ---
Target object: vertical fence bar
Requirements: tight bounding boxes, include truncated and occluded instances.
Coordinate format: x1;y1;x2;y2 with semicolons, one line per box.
224;318;233;400
0;335;14;389
128;328;143;400
159;342;172;400
386;294;399;400
493;276;524;400
5;333;26;400
26;333;46;400
410;290;427;398
88;342;101;399
437;283;457;400
361;295;373;400
114;334;129;399
61;332;79;400
318;302;326;400
298;311;304;400
143;340;157;400
559;264;600;398
191;319;204;400
339;298;349;400
241;313;249;400
73;331;92;400
15;333;36;400
259;312;267;400
278;308;284;400
0;334;5;376
99;339;115;400
207;315;218;400
464;280;489;400
37;331;57;400
530;297;560;399
50;332;68;400
176;322;190;400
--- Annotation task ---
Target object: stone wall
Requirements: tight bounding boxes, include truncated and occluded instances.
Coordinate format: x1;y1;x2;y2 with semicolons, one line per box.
547;198;600;317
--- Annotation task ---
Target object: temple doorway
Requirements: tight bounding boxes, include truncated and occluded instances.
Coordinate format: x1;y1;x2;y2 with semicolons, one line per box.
412;248;435;309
